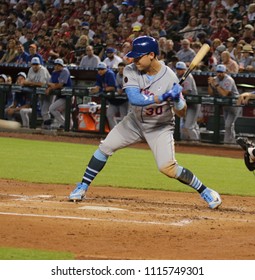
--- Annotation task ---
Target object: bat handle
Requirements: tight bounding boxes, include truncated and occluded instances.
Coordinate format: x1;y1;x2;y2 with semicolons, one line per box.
179;68;191;85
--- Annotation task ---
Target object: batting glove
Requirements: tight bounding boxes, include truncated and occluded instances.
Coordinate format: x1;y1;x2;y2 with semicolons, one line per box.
159;83;183;102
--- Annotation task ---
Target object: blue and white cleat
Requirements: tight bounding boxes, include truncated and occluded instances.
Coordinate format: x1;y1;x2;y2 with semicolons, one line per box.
200;188;222;209
69;182;88;202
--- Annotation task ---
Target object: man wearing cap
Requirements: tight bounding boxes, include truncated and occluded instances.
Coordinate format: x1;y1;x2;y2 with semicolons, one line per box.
226;37;237;60
89;62;120;129
27;43;44;65
80;21;95;41
5;72;32;126
208;64;241;144
103;47;123;69
175;61;201;141
23;57;52;127
128;25;142;41
239;44;254;72
46;58;72;129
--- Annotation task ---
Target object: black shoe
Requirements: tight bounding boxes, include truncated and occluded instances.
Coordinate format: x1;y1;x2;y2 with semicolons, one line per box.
43;119;52;126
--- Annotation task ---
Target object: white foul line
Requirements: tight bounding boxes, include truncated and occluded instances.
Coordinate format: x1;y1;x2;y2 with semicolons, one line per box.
0;211;192;227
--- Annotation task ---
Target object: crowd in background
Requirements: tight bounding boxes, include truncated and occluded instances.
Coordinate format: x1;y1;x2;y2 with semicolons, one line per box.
0;0;255;74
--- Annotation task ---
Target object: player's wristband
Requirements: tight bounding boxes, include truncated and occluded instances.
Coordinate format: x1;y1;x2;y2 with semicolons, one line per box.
173;98;186;110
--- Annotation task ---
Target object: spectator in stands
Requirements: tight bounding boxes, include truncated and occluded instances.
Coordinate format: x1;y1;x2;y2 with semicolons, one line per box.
120;41;132;64
167;55;179;73
214;44;226;65
235;42;244;65
221;50;239;73
240;24;255;44
164;13;182;42
22;30;36;53
247;3;255;23
89;62;117;130
239;44;254;72
22;57;51;128
164;39;176;65
0;38;17;64
58;42;76;65
210;18;230;42
179;16;200;41
80;22;94;42
79;45;101;69
91;34;106;60
225;37;237;60
39;36;59;65
5;72;31;124
103;47;123;69
27;43;44;65
31;10;46;34
128;25;142;41
74;34;89;62
175;61;200;141
14;42;29;65
197;13;213;36
208;64;241;144
176;39;196;66
46;58;72;130
150;17;166;38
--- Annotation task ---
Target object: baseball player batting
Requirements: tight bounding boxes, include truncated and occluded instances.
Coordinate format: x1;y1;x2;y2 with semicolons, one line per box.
69;36;222;209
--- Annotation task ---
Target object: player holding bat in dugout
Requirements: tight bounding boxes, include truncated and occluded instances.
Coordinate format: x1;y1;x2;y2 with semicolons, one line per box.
69;36;222;209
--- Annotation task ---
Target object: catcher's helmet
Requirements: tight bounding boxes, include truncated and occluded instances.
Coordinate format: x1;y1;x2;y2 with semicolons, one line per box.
126;36;159;58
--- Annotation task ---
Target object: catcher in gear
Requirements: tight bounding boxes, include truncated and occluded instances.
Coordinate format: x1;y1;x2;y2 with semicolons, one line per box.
236;137;255;171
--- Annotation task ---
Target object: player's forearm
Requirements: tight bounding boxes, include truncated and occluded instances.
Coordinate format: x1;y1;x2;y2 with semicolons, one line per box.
125;87;155;106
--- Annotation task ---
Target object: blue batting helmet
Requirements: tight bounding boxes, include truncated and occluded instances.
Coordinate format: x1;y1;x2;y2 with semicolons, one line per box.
126;36;159;58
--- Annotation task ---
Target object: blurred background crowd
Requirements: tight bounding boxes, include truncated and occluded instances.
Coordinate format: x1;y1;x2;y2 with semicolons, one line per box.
0;0;255;73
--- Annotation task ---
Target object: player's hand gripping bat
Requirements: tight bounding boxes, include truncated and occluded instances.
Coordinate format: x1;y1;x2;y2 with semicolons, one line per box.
179;43;210;85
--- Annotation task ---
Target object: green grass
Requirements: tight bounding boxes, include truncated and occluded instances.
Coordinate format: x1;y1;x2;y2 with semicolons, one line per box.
0;247;74;260
0;136;254;259
0;137;254;196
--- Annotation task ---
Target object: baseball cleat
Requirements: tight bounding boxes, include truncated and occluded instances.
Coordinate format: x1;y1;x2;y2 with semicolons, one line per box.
200;188;222;209
69;182;88;201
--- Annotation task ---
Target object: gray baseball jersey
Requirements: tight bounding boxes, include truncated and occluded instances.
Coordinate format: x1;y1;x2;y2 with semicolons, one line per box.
122;62;179;129
213;74;241;143
27;65;51;84
214;74;239;97
181;74;201;140
99;62;181;171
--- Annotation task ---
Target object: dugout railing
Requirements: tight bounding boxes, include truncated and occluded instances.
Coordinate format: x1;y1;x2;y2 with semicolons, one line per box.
0;65;255;143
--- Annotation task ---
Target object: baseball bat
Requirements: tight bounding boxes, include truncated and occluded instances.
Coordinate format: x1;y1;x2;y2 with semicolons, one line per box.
179;43;210;85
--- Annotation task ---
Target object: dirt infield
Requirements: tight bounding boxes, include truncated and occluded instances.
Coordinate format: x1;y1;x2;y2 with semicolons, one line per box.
0;132;255;260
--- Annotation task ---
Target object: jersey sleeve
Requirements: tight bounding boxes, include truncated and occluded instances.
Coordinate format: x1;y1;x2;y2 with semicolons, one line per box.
123;64;140;89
